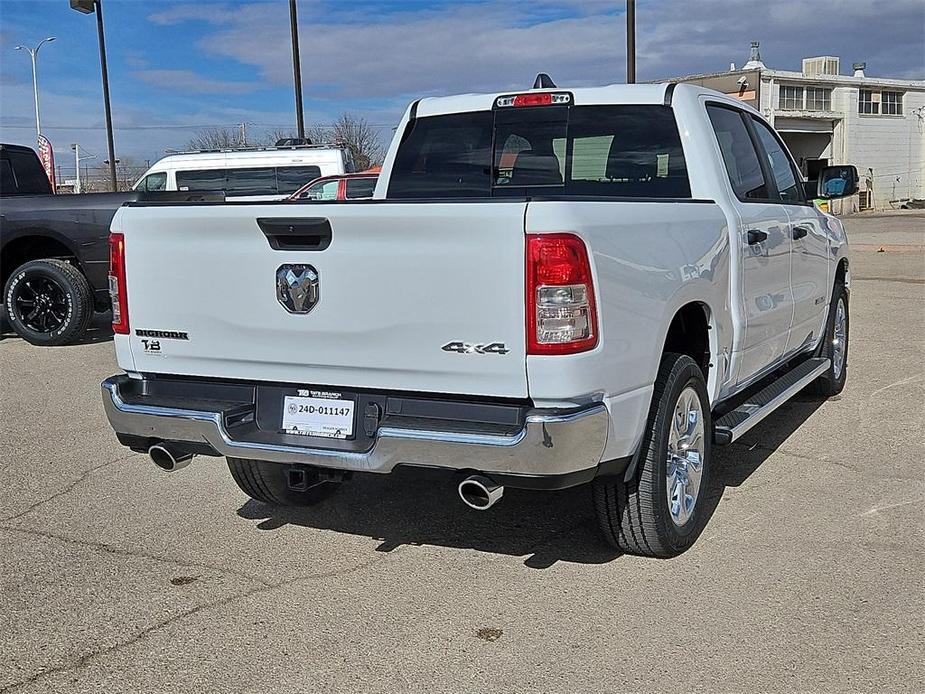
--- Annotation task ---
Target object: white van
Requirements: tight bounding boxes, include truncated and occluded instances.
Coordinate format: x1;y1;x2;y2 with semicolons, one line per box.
133;145;353;201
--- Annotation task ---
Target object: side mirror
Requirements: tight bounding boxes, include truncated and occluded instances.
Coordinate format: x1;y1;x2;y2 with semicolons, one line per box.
816;165;859;200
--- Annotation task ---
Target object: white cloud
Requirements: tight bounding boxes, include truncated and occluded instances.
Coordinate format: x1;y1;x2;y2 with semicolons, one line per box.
151;0;924;102
133;69;265;95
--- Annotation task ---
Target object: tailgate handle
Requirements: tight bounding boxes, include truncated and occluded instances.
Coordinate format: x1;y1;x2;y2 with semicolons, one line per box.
258;217;332;251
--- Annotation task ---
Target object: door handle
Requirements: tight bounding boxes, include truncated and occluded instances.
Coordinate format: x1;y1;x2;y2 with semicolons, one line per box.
746;229;768;245
792;225;810;240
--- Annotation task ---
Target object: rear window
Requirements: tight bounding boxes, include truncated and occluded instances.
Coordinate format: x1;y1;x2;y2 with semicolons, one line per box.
388;104;690;199
176;165;321;196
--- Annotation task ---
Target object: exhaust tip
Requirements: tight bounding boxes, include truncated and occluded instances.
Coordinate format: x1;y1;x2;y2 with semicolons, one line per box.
148;443;193;472
458;475;504;511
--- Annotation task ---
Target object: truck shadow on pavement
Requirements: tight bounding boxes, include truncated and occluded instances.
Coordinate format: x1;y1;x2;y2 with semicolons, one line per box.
0;311;113;345
236;394;825;569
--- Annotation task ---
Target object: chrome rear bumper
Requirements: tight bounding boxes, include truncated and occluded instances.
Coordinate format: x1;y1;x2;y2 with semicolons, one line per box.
101;377;610;480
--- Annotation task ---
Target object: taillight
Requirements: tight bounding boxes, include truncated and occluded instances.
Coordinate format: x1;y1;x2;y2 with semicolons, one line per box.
526;233;598;355
108;233;129;335
496;92;572;108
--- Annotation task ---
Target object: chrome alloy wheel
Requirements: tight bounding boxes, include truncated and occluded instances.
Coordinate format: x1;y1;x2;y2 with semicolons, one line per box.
832;297;847;380
666;386;705;527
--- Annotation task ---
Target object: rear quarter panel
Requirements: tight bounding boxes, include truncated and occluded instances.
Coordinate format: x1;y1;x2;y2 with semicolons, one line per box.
525;200;730;460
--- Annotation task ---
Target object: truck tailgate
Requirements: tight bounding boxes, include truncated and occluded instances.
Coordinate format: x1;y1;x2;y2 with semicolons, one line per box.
118;202;528;398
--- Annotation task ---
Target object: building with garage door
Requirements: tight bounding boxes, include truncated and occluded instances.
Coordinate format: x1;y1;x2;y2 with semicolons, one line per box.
667;43;924;211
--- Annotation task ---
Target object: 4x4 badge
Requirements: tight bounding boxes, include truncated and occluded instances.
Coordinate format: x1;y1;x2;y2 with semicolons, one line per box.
441;341;509;355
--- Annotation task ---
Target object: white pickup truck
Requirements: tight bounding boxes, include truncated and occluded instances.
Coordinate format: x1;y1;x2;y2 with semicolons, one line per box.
101;81;856;558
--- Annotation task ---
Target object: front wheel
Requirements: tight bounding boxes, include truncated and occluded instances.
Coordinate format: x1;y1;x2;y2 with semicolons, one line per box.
3;259;94;346
593;353;713;558
809;282;848;397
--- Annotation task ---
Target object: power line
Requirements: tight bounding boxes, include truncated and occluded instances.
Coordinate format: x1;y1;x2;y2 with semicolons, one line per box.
0;121;398;131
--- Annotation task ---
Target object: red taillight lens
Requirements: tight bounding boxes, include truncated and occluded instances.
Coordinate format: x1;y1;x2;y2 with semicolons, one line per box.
513;93;553;107
526;233;598;355
108;233;129;335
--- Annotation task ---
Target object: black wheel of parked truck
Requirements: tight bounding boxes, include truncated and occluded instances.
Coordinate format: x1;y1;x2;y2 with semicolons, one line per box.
593;352;713;558
3;259;94;346
227;457;336;506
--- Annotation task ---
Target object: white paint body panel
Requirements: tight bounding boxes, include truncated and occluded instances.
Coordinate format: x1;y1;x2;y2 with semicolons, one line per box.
114;82;848;466
116;202;528;398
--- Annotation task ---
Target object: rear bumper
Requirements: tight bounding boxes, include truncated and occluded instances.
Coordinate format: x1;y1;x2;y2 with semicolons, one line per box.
101;375;615;489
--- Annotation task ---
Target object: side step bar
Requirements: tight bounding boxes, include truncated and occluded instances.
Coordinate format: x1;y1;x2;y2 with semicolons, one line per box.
713;357;830;445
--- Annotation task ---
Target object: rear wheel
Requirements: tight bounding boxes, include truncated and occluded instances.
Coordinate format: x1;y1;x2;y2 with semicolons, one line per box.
593;353;713;558
809;282;848;397
3;259;93;346
227;457;334;506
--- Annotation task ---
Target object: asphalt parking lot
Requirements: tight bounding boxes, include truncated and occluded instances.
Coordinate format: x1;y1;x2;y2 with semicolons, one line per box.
1;212;923;693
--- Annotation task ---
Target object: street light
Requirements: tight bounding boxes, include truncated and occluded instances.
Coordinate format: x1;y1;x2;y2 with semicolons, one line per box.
70;0;117;192
70;143;96;194
14;37;56;138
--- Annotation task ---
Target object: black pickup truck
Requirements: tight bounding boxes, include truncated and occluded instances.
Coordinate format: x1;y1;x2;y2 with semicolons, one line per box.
1;143;217;346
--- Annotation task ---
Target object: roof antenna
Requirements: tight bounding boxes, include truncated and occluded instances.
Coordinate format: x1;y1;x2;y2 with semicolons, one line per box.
533;73;556;89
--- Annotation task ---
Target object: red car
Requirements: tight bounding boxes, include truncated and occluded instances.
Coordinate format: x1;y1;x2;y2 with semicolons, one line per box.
288;172;378;201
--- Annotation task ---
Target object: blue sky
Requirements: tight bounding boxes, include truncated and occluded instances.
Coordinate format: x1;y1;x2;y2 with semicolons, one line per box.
1;0;923;174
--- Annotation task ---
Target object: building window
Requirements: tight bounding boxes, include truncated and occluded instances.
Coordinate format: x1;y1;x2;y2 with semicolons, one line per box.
882;91;903;115
805;87;832;111
779;85;804;110
859;89;879;114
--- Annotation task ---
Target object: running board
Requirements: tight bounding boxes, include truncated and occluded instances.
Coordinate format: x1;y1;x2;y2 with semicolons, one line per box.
713;358;830;445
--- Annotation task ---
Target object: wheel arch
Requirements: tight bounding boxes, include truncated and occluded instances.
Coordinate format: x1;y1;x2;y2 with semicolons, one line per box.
1;232;83;293
835;256;849;292
661;301;714;383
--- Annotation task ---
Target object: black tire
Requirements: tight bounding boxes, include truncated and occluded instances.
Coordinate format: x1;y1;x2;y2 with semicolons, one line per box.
3;259;94;346
227;457;333;506
593;353;713;558
808;282;849;397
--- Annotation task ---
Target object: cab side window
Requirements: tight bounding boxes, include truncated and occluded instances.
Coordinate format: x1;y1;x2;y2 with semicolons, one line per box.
706;105;768;201
141;172;167;191
749;117;803;203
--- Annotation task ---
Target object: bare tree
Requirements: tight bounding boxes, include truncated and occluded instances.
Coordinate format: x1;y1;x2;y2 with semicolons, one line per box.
308;113;386;170
185;126;244;151
81;156;147;192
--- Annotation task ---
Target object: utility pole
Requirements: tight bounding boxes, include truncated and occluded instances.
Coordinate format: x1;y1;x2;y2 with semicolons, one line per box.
72;143;81;194
289;0;305;139
70;0;117;191
626;0;636;83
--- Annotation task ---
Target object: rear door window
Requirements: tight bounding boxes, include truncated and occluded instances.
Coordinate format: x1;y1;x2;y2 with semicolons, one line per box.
176;169;225;192
706;105;769;201
224;168;277;196
388;104;690;199
277;166;322;195
344;177;377;199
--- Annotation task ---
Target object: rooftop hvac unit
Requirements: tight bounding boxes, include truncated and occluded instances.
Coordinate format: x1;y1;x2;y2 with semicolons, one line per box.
802;56;840;77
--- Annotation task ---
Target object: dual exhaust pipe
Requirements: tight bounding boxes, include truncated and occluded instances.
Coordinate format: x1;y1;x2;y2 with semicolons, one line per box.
147;443;504;511
148;443;194;472
457;475;504;511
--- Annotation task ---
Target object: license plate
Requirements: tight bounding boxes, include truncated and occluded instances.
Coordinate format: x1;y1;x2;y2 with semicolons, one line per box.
281;395;355;439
